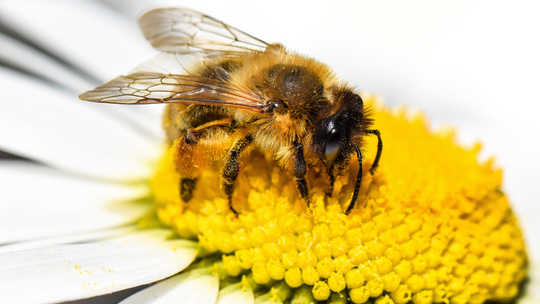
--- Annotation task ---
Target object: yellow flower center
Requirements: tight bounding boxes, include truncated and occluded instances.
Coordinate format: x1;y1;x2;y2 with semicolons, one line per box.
149;97;527;304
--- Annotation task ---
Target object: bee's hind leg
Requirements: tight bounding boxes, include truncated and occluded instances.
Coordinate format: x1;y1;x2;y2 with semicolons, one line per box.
175;130;205;204
220;135;253;216
174;118;235;204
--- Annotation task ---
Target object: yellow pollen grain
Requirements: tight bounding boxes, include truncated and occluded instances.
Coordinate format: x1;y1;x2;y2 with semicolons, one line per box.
235;249;254;269
382;272;401;292
314;239;333;259
222;255;242;277
277;234;296;253
252;263;270;284
328;272;347;292
368;277;385;297
284;267;303;288
150;99;528;303
413;290;434;304
302;266;320;285
392;284;412;304
266;259;285;280
350;286;370;303
281;249;298;269
375;294;395;304
333;255;354;273
346;268;365;289
312;281;331;301
297;250;317;269
316;257;334;278
348;245;368;266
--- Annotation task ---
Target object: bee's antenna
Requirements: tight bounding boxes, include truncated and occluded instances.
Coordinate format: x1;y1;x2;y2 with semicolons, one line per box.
345;146;363;215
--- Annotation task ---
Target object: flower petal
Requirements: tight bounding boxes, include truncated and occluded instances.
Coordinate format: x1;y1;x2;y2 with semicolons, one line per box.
0;229;197;304
519;262;540;304
0;226;136;254
0;0;156;83
0;32;95;93
216;282;254;304
119;268;219;304
0;67;161;181
0;160;149;244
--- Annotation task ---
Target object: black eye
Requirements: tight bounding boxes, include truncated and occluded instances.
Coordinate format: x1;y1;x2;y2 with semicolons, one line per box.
324;128;340;161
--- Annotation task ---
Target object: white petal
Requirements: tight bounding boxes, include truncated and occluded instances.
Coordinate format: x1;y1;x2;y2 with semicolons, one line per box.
0;32;95;93
119;268;219;304
519;297;540;304
0;68;161;181
0;161;149;244
104;229;180;244
519;262;540;304
108;104;166;142
0;226;137;254
0;229;197;304
216;282;255;304
0;31;164;142
0;0;156;83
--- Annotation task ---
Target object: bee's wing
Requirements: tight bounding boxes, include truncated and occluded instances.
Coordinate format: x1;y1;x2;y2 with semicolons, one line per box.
139;8;268;56
79;72;265;112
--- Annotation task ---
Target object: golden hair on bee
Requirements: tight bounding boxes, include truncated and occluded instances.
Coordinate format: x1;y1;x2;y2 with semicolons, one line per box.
79;8;382;216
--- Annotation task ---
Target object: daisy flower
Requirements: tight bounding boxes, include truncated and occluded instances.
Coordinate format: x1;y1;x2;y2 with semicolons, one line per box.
1;1;539;304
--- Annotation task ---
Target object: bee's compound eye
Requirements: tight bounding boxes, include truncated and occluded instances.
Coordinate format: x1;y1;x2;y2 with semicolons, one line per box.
324;128;340;161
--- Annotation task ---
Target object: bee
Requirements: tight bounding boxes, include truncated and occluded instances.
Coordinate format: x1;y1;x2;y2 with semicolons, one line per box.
80;8;382;216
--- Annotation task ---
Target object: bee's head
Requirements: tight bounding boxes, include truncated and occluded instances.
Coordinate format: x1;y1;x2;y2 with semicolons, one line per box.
313;87;372;169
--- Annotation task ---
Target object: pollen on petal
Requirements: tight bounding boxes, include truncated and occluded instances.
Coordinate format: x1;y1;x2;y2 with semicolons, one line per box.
150;97;528;303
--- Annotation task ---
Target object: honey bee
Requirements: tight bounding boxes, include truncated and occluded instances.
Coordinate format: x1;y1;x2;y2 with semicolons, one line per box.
80;8;382;215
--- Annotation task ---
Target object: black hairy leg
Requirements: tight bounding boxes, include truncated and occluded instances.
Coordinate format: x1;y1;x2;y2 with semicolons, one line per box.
292;143;310;208
220;135;253;216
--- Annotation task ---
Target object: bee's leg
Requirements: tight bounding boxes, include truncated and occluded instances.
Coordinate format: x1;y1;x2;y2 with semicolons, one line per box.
292;143;310;205
174;118;235;203
326;164;336;198
343;131;381;214
176;130;204;203
365;129;382;174
345;146;363;215
180;177;197;202
221;135;253;216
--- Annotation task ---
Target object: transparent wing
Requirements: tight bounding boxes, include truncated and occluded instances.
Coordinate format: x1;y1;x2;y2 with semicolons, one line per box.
139;8;268;56
79;72;265;112
128;53;205;75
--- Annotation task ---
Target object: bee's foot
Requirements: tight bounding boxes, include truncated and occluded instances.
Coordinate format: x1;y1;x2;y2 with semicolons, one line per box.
180;178;197;202
228;198;239;217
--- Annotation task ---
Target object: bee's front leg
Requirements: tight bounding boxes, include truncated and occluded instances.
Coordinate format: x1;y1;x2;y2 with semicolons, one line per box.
326;164;336;198
220;135;253;216
292;143;310;208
